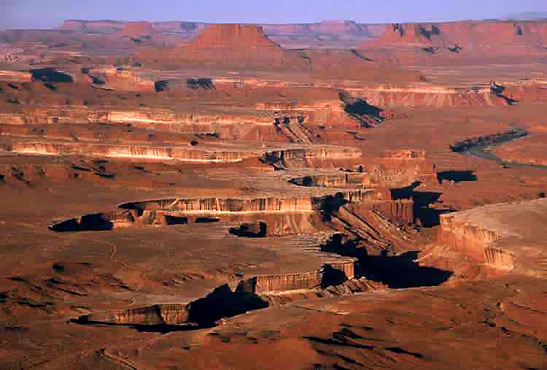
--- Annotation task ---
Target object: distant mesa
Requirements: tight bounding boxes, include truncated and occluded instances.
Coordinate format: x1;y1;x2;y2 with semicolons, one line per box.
59;19;126;33
261;19;381;41
191;23;281;49
314;20;370;36
362;21;547;55
134;22;417;79
117;21;154;38
380;23;443;44
137;23;308;70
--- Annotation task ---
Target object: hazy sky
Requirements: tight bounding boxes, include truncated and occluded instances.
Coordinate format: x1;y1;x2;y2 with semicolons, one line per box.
1;0;547;29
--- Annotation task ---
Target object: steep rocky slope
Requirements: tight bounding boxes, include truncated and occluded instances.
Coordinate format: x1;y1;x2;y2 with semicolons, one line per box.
1;15;547;370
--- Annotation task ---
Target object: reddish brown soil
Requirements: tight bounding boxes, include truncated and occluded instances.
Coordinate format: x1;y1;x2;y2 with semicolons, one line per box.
0;18;546;370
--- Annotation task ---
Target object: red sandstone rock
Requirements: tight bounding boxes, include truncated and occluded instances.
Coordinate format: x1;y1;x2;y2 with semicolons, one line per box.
1;16;547;370
359;20;547;65
368;21;547;50
191;24;280;49
137;23;308;70
117;21;154;37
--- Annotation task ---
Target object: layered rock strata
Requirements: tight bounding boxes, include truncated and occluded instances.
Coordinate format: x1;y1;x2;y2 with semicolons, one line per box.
4;139;361;166
439;199;547;275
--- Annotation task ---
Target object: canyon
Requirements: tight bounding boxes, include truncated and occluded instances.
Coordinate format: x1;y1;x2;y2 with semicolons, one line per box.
0;14;546;370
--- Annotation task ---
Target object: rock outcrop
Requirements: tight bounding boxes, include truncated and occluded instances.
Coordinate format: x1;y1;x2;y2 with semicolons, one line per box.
260;147;362;169
77;258;357;328
449;128;528;153
439;199;547;275
79;284;268;327
79;303;189;325
360;20;547;64
7;141;258;163
374;21;547;50
138;24;308;70
83;67;156;92
120;196;315;214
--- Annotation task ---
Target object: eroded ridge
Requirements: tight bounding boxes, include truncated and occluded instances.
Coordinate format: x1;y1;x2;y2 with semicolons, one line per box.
439;198;547;275
2;13;547;370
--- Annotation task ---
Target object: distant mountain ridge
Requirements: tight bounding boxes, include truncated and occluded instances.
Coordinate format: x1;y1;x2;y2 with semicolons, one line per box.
58;19;382;49
507;12;547;20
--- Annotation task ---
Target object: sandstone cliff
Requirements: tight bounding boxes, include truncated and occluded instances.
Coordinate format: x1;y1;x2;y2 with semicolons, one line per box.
439;199;547;275
359;20;547;65
368;21;547;52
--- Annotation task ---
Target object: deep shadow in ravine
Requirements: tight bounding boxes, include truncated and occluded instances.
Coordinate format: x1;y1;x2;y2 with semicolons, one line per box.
356;251;453;289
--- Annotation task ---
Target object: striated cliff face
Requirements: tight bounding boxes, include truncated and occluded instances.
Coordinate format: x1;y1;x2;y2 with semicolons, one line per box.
371;199;414;224
291;173;379;189
261;147;362;169
439;199;547;274
80;283;268;327
50;196;323;233
439;214;503;262
378;149;436;183
49;189;383;233
120;197;315;215
3;135;363;167
82;304;189;325
250;261;355;294
251;80;547;108
252;272;322;294
0;105;279;139
439;213;517;271
289;167;422;190
348;84;524;108
78;258;357;328
7;141;258;163
280;151;427;224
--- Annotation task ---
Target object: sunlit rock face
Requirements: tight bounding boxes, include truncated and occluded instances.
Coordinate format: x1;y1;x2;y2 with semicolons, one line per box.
439;199;547;275
1;14;547;370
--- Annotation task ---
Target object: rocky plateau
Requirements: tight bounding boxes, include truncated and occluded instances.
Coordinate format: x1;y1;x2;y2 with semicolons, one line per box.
0;13;546;370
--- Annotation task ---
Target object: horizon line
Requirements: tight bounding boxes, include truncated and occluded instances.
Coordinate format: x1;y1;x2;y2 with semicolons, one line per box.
4;16;547;31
